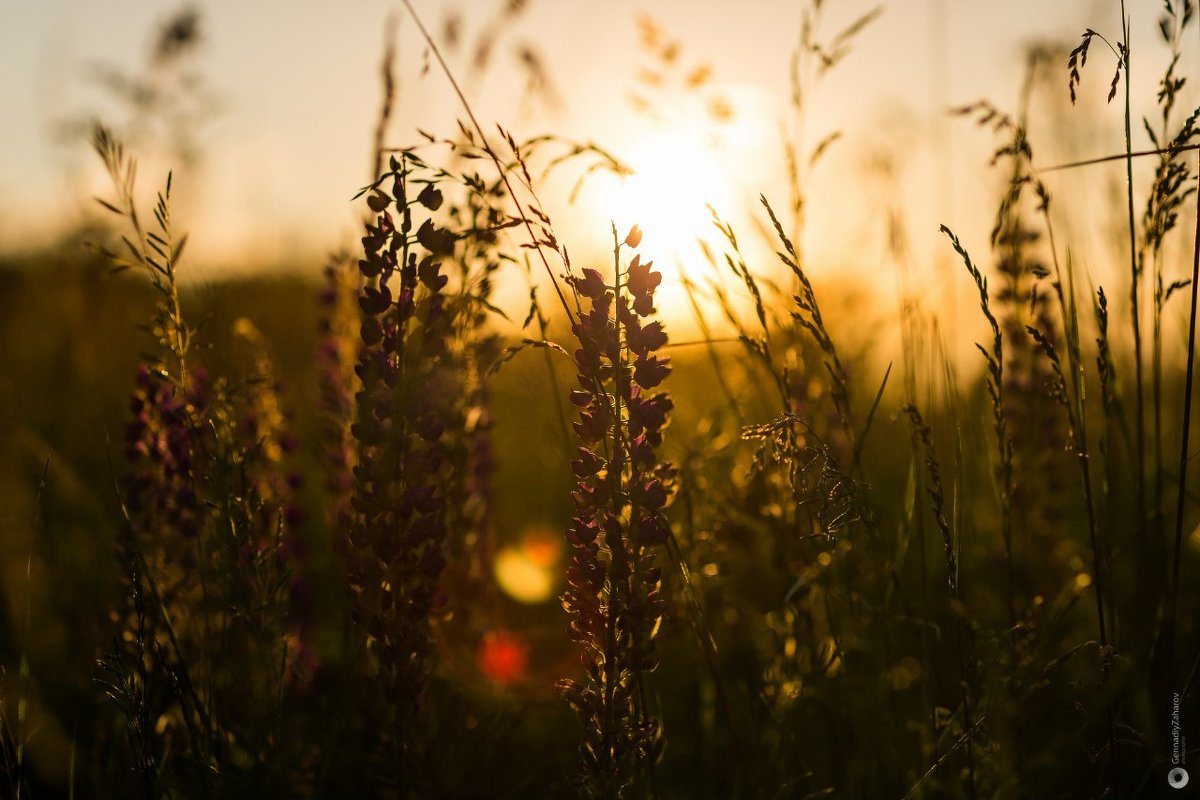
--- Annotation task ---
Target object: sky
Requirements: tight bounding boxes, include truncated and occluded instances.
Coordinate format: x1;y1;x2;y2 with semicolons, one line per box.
0;0;1193;328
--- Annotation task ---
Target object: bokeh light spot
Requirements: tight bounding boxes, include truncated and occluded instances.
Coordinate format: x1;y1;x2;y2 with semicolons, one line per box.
478;630;529;687
493;530;562;604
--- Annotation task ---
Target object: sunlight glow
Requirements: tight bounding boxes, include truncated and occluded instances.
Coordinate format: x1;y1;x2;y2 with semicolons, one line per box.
611;132;734;259
589;125;744;324
574;84;778;333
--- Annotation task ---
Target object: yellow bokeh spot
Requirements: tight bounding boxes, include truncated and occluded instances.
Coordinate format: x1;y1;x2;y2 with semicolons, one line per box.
494;533;562;604
817;552;833;567
1073;573;1093;591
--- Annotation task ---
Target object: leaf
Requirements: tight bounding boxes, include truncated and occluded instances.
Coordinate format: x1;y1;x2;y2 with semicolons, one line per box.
485;338;570;378
121;235;143;266
171;234;188;265
416;218;456;255
830;6;883;50
366;191;390;212
94;197;123;215
522;288;539;330
850;361;892;470
464;294;511;322
350;174;388;201
809;131;843;167
417;183;443;211
1165;278;1192;302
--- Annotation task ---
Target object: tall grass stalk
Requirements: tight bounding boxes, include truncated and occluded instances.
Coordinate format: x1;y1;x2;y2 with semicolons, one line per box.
1030;183;1116;786
695;237;778;413
1166;151;1200;705
676;266;744;424
1036;186;1112;644
1141;4;1198;638
941;226;1014;631
399;0;575;324
901;403;976;797
707;208;789;410
1068;5;1146;609
1120;2;1148;554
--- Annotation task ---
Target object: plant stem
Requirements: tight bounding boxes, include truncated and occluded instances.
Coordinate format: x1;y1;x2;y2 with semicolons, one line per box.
1121;2;1148;552
1166;152;1200;704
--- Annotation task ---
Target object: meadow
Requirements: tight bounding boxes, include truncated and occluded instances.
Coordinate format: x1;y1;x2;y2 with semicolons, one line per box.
0;1;1198;798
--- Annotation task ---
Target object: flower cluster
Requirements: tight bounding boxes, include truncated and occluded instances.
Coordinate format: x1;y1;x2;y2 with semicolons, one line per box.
345;155;460;735
100;126;313;790
124;365;205;539
558;228;675;798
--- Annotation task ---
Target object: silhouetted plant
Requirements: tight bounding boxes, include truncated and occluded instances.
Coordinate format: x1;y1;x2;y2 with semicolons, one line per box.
344;152;463;787
93;125;308;795
557;225;675;800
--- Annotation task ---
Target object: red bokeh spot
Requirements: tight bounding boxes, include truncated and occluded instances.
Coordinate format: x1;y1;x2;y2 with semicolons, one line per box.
478;630;529;687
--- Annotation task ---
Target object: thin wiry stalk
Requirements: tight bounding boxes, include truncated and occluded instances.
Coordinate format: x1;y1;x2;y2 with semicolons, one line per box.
1036;187;1117;786
524;260;575;459
1026;318;1116;784
399;0;576;325
1166;152;1200;703
901;403;976;798
695;237;779;412
676;267;744;424
1036;184;1115;640
941;224;1015;646
1038;142;1200;173
763;196;853;441
708;207;788;409
1120;1;1148;551
1142;3;1199;610
370;15;397;184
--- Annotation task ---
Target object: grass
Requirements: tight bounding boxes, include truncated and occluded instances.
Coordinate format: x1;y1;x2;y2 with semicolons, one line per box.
0;2;1198;798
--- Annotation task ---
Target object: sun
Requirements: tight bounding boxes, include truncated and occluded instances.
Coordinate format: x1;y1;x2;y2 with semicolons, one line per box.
563;84;775;330
612;131;735;257
588;127;742;321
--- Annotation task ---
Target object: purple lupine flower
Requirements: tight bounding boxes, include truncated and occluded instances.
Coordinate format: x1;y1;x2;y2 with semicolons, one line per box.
123;365;206;558
345;156;462;748
557;227;676;798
